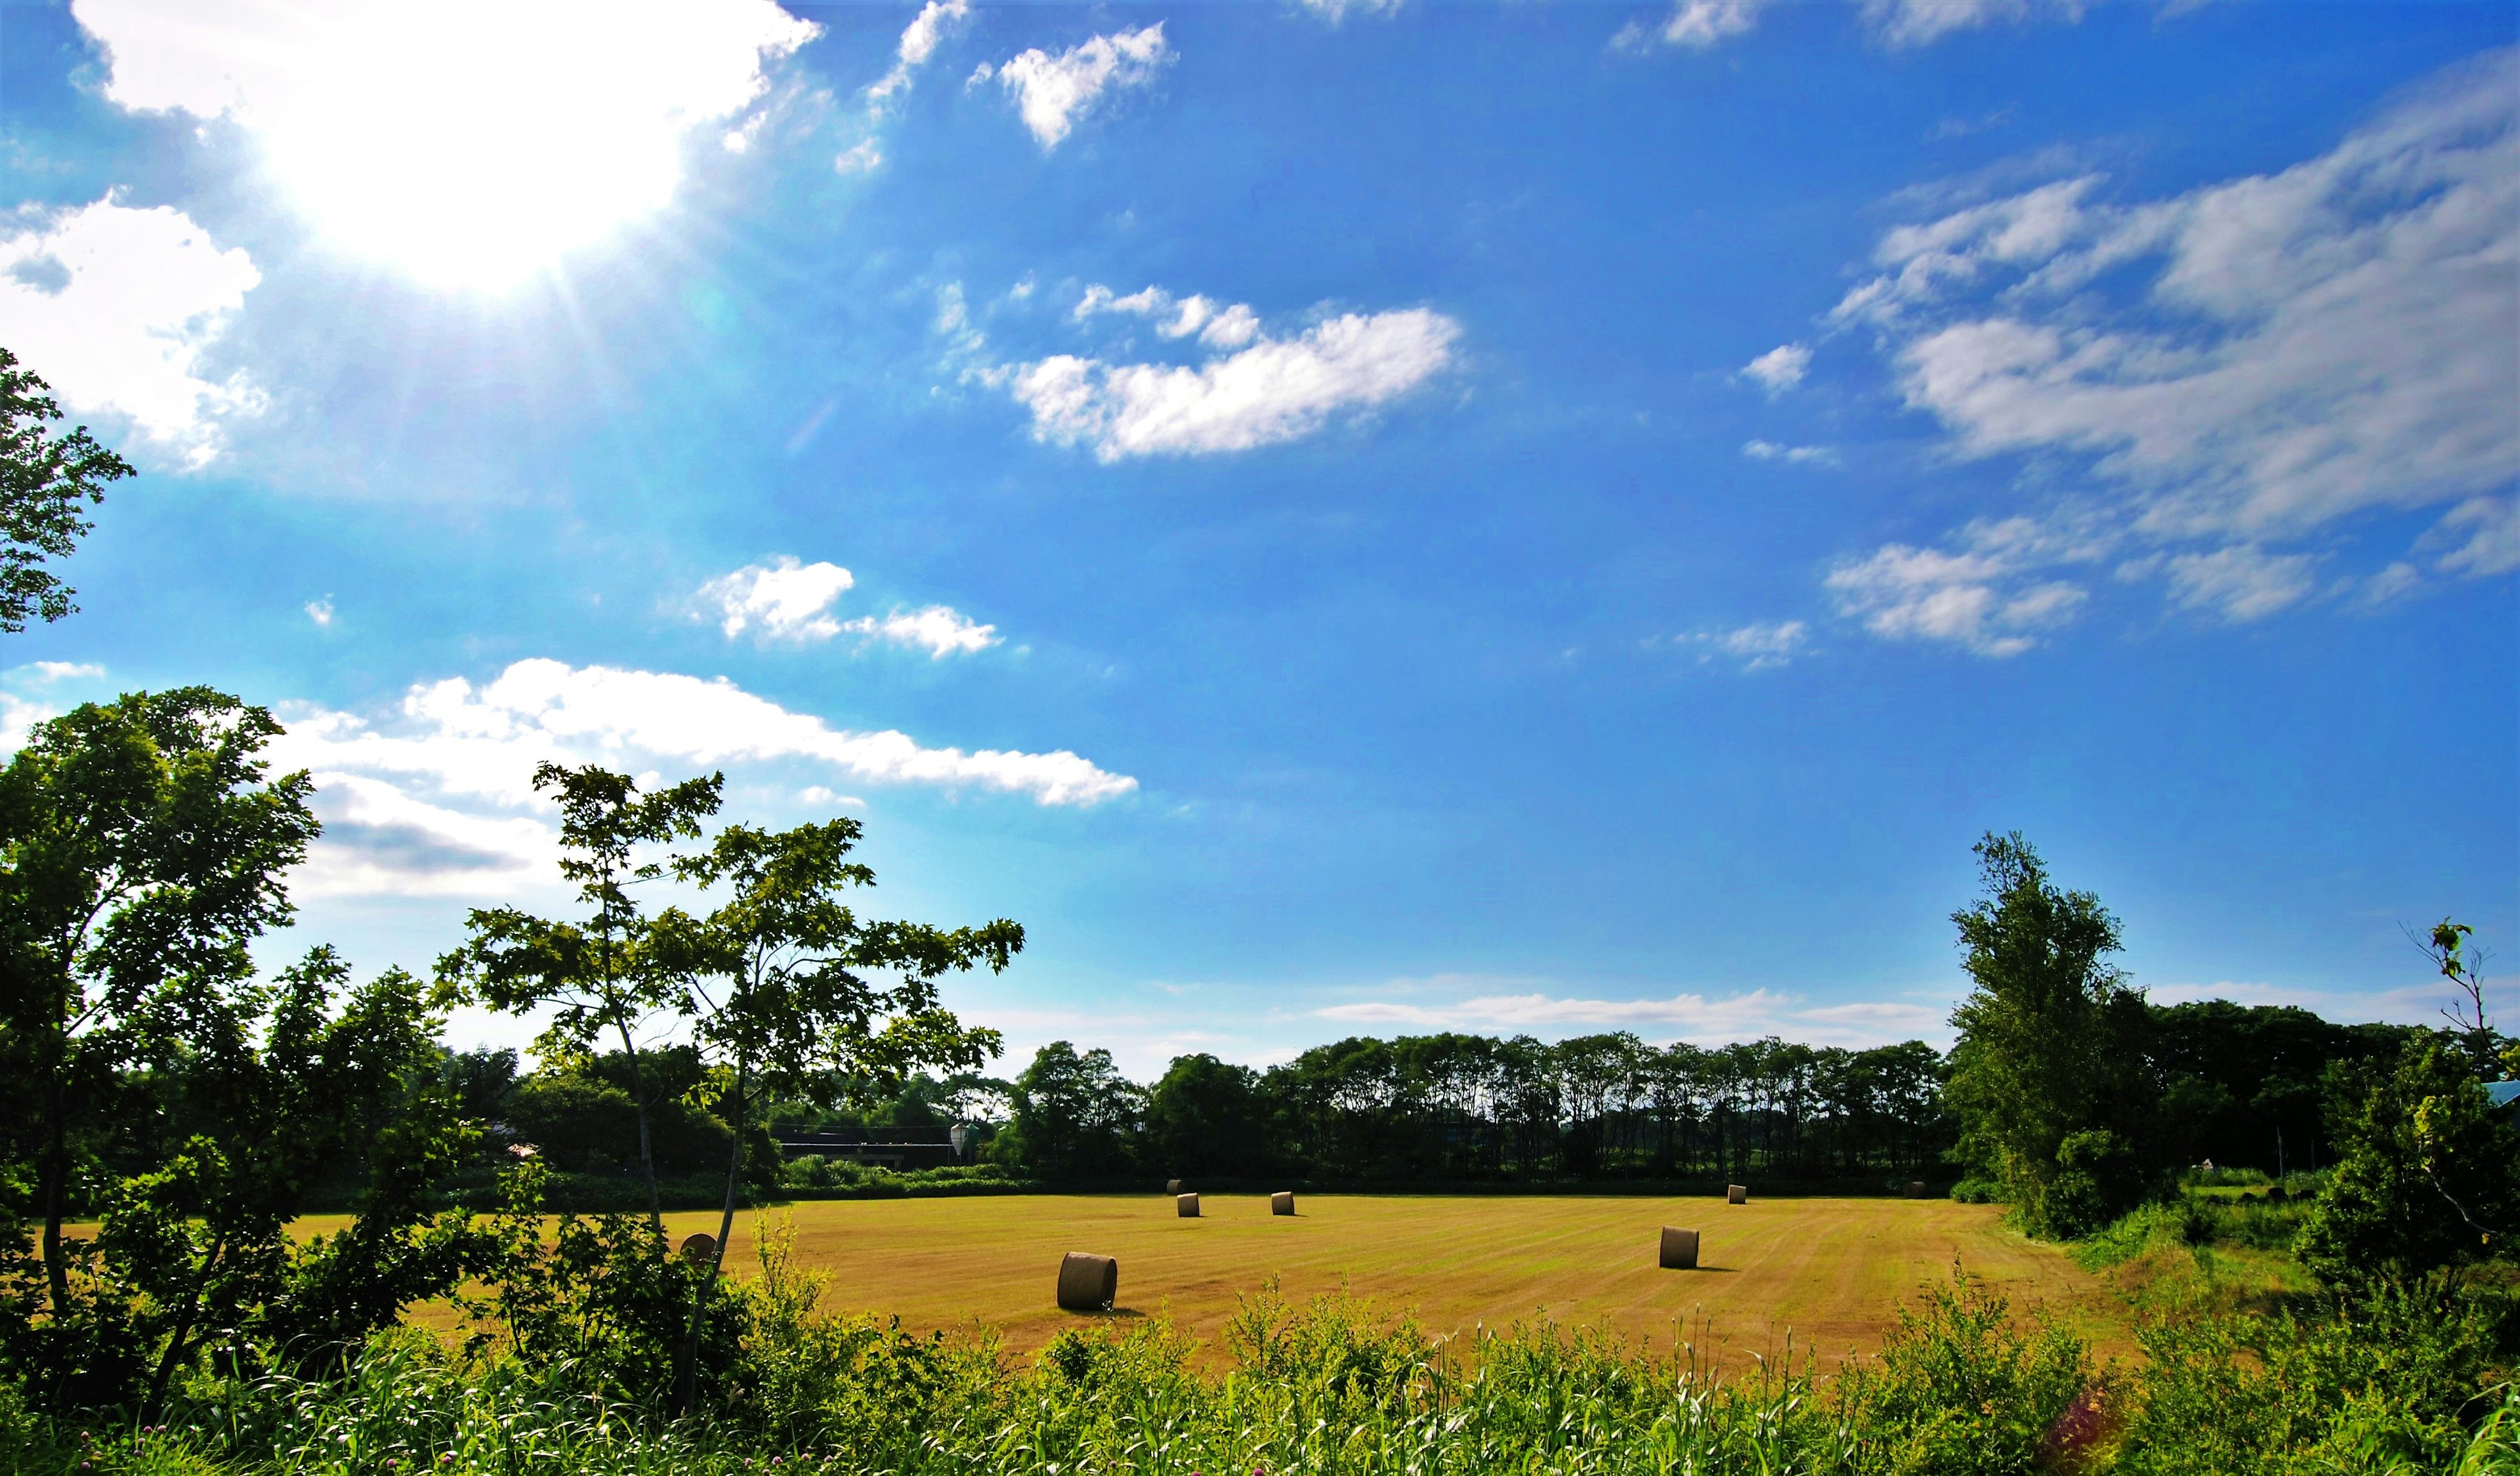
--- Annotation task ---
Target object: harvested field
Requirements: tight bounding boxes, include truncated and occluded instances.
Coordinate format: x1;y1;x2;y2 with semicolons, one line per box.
650;1193;2125;1363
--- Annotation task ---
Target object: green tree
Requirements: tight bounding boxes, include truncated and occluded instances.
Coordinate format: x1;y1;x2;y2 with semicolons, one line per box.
2298;1031;2520;1284
1145;1053;1267;1179
0;348;134;633
663;815;1017;1408
996;1042;1143;1181
1943;832;2153;1237
438;763;722;1235
94;948;474;1414
0;690;318;1331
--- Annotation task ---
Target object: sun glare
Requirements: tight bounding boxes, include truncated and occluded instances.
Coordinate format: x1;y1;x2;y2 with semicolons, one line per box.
81;0;816;290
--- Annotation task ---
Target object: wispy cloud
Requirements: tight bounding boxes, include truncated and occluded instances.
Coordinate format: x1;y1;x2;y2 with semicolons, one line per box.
1742;440;1838;467
1816;52;2519;649
1001;290;1461;462
1316;984;1949;1048
1739;342;1810;394
697;558;1000;656
700;557;855;641
839;605;999;658
1652;620;1811;671
1826;517;2094;658
974;24;1172;151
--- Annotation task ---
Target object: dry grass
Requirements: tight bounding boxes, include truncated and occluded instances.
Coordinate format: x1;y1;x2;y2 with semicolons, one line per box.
256;1194;2127;1366
633;1193;2128;1364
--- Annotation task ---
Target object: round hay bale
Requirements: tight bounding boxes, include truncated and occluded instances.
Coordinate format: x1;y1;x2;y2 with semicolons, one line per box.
1904;1181;1928;1200
1726;1184;1748;1205
1056;1252;1118;1312
1176;1192;1200;1217
1658;1226;1700;1269
1271;1191;1295;1215
677;1233;717;1263
1166;1179;1184;1195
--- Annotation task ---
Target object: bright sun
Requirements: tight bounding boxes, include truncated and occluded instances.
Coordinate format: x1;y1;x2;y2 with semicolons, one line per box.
79;0;816;290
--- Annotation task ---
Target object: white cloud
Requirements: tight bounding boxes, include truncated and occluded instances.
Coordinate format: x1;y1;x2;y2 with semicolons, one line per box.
1742;440;1838;467
1740;342;1810;394
699;557;855;641
72;0;816;287
841;605;999;658
1826;517;2093;657
1005;301;1461;462
2434;495;2520;578
1830;53;2519;599
266;657;1135;896
1316;985;1947;1048
1613;0;1772;52
1;694;54;755
980;24;1172;150
1660;620;1809;671
868;0;971;112
833;139;883;174
25;662;106;683
698;559;997;657
306;596;335;627
2161;544;2317;622
1617;0;2080;52
1299;0;1404;20
0;199;261;466
1861;0;2070;48
1076;284;1267;350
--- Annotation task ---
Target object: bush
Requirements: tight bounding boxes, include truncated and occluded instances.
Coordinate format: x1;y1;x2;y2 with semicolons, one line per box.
1952;1177;2004;1203
1836;1265;2097;1475
2114;1276;2505;1475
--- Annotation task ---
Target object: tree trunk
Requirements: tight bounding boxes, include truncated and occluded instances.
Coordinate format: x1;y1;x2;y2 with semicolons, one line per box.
674;1058;746;1416
613;1015;665;1238
39;1043;70;1315
144;1229;226;1420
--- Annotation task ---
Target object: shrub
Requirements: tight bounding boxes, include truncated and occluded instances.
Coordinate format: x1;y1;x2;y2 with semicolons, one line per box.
1835;1264;2095;1475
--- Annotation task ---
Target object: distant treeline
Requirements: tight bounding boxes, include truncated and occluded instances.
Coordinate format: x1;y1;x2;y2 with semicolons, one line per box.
415;999;2413;1202
971;1000;2415;1189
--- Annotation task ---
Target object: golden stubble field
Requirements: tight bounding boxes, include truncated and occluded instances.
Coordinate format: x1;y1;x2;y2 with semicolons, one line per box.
604;1192;2128;1365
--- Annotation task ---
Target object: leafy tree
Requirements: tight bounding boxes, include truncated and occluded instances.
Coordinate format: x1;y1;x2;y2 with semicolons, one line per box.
996;1042;1143;1180
1145;1053;1268;1179
0;348;133;633
2298;1032;2520;1284
1942;832;2153;1237
92;948;473;1413
2149;999;2408;1173
439;763;722;1234
663;816;1016;1408
0;690;318;1332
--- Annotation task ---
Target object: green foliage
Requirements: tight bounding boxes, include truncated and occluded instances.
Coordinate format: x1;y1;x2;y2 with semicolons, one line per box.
2046;1129;2147;1241
505;1049;734;1177
0;346;135;633
2149;1001;2408;1176
0;688;328;1410
2115;1276;2502;1475
440;763;725;1232
1144;1053;1270;1178
995;1042;1144;1180
1944;833;2156;1238
1835;1267;2095;1475
2296;1032;2520;1285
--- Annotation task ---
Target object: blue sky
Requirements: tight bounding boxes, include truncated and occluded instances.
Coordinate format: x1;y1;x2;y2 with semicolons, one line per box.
1;0;2511;1078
